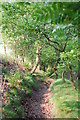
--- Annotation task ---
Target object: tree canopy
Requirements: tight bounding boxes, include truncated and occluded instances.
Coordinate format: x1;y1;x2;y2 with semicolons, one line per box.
1;2;79;81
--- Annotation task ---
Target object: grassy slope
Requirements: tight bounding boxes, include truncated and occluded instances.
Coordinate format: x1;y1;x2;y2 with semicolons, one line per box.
2;58;43;118
3;71;40;118
50;79;79;118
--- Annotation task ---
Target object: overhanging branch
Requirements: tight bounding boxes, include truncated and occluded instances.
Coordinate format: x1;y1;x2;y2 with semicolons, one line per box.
43;32;60;46
37;28;67;52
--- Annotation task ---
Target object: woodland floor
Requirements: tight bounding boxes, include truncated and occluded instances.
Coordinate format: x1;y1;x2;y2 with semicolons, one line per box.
0;57;55;119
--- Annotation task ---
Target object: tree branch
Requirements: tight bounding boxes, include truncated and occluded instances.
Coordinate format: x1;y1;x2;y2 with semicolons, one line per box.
63;41;67;52
37;28;67;52
46;42;63;52
43;32;60;46
44;32;67;52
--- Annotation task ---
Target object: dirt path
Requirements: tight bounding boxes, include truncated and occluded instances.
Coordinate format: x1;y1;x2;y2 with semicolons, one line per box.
24;78;55;119
0;57;55;119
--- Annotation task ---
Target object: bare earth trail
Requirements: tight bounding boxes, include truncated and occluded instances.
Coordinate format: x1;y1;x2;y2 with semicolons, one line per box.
23;77;55;119
0;57;55;119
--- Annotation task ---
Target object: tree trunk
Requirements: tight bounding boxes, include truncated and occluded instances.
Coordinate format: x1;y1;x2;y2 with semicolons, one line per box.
31;54;34;68
62;70;65;82
69;65;75;87
43;65;46;72
4;42;7;55
54;65;58;79
30;46;40;74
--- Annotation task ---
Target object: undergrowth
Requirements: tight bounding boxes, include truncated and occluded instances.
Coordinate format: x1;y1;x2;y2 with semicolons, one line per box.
3;70;39;118
50;78;79;118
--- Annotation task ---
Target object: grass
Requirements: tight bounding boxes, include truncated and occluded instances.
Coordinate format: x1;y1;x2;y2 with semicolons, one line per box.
3;69;40;118
2;58;79;118
50;78;79;118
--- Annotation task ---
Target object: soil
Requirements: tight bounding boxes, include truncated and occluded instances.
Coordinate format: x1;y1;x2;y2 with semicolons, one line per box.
23;79;55;119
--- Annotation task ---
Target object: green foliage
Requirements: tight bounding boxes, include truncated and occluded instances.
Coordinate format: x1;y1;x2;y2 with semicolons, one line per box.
9;89;17;95
50;73;56;78
40;45;57;67
3;70;39;118
2;67;8;75
6;71;22;88
1;2;78;77
24;63;29;68
58;39;78;74
3;107;18;118
3;100;24;118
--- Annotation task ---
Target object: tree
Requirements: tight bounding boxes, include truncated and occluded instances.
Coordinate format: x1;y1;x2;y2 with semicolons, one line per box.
1;2;78;82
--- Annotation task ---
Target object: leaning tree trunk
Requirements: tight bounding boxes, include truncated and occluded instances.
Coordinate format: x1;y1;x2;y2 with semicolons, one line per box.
62;70;65;82
30;46;40;74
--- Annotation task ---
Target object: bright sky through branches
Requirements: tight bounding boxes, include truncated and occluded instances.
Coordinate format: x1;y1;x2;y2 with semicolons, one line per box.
0;29;12;55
